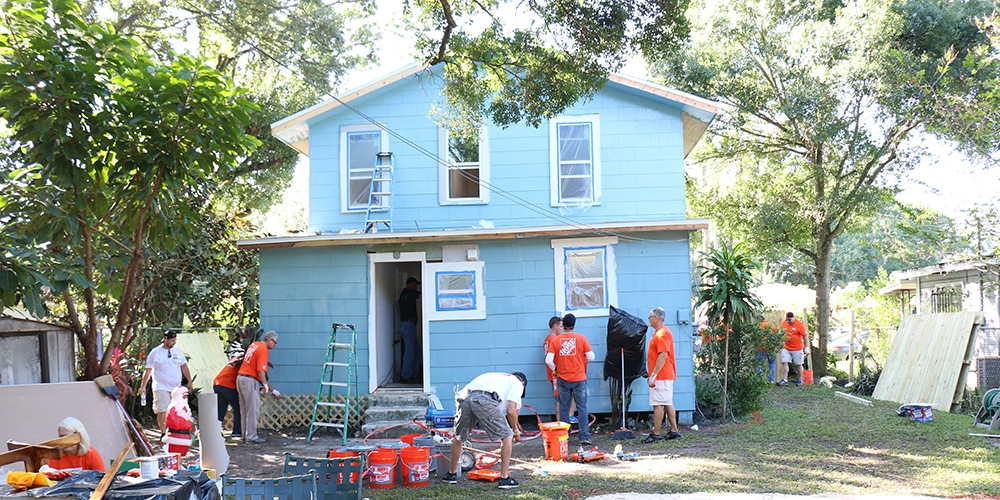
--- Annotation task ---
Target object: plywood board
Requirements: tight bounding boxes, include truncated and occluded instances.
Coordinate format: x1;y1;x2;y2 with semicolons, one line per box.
0;381;135;471
873;312;983;412
175;332;228;394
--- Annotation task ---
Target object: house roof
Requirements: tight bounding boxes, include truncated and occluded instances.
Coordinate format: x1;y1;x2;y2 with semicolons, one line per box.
237;219;709;250
879;255;999;296
270;64;720;157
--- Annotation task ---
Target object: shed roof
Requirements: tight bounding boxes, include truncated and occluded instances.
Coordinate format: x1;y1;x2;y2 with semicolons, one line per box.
270;64;720;157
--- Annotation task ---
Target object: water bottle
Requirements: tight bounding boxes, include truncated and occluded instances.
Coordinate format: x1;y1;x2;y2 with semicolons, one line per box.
141;392;146;407
614;444;623;459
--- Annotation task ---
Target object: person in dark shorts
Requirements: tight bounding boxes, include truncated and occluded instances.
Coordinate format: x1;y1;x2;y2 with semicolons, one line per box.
441;371;527;489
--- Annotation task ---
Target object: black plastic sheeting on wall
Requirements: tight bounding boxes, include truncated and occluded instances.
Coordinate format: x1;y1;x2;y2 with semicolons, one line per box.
28;470;218;500
603;305;649;386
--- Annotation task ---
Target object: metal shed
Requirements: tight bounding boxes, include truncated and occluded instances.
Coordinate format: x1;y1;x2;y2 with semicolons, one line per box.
0;316;76;385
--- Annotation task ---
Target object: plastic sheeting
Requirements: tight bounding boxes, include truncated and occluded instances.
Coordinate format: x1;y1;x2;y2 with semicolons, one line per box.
603;306;648;385
566;248;605;309
28;470;218;500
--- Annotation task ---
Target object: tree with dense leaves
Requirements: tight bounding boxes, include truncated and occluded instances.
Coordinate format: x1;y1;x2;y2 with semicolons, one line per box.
0;0;260;377
654;0;994;377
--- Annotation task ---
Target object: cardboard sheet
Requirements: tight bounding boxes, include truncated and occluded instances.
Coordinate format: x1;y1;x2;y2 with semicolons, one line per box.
174;333;228;395
0;381;135;471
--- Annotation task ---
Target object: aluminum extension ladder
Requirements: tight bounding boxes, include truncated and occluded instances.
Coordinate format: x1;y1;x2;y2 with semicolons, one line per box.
364;152;394;233
307;323;359;444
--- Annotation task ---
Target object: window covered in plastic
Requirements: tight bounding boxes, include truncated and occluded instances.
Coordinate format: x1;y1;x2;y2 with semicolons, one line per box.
347;131;380;210
565;247;606;309
436;271;476;311
557;122;593;203
447;132;480;199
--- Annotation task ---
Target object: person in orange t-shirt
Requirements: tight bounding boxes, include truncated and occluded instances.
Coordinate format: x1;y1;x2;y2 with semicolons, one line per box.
237;331;278;443
47;417;105;471
644;307;680;443
545;313;594;445
778;312;809;386
214;346;244;437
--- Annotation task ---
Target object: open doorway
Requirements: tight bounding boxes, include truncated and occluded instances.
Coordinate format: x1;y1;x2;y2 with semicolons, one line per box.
368;253;425;392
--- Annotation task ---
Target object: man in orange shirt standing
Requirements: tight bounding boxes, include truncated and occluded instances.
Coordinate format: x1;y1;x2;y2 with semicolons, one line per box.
238;331;279;443
644;307;680;443
546;313;594;446
778;312;809;386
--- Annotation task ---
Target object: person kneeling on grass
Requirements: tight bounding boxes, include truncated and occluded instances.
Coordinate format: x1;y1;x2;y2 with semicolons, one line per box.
441;371;527;489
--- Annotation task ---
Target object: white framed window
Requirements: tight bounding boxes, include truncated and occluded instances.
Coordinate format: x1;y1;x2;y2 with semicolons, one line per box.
552;237;618;317
438;126;490;204
550;115;601;206
341;123;389;212
423;261;486;320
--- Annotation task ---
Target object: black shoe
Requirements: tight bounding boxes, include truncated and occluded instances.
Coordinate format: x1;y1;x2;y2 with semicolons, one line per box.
497;476;519;489
664;431;681;440
441;472;458;484
642;433;662;443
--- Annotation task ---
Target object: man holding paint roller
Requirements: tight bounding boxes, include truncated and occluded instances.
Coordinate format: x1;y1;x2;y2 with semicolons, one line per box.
442;371;527;489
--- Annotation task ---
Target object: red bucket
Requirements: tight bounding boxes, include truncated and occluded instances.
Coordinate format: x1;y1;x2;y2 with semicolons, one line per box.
367;449;396;489
400;446;430;487
399;433;424;446
540;422;570;461
327;449;360;484
802;369;813;385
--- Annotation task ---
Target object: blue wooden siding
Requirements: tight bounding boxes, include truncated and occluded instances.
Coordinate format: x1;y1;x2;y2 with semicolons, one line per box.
258;231;695;416
306;76;688;234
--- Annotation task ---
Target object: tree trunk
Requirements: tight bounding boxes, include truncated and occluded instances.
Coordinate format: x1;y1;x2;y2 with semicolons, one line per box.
812;229;833;378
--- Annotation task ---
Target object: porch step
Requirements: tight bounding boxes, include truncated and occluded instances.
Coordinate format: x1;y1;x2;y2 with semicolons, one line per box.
362;391;431;439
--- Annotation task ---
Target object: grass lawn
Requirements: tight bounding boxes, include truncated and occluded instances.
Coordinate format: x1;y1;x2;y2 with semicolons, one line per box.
367;384;1000;499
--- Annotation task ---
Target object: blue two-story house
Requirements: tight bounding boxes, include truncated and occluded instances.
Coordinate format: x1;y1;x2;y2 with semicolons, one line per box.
238;63;718;427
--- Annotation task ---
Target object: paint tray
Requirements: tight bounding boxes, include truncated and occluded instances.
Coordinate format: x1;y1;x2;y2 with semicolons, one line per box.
467;469;501;481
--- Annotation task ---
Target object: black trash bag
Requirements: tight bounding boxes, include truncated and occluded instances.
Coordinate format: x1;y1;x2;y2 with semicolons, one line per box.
30;470;216;500
603;305;649;385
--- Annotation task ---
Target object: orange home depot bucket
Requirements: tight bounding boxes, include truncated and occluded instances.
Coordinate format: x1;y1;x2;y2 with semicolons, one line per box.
367;449;396;489
327;449;360;484
399;433;424;446
802;369;813;385
540;422;570;461
400;446;430;487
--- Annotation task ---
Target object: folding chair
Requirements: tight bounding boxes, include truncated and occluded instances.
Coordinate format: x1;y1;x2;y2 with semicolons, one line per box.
221;471;318;500
283;453;362;500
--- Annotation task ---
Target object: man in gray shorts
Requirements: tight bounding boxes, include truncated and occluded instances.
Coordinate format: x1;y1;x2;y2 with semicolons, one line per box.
442;371;527;489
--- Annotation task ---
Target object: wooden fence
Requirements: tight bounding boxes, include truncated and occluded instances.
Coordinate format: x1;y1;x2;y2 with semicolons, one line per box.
218;393;370;431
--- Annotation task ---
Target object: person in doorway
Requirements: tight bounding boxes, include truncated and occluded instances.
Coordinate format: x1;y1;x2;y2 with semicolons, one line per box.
398;277;421;383
238;331;279;443
139;330;193;436
546;313;594;446
778;312;809;386
644;307;680;442
47;417;105;471
441;372;526;489
213;345;244;437
543;316;576;420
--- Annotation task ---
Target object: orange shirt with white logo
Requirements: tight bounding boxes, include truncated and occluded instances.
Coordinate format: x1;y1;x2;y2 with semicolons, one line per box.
547;331;592;382
238;341;269;381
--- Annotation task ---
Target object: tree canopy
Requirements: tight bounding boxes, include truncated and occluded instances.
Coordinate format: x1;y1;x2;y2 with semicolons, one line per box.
654;0;995;377
0;0;260;376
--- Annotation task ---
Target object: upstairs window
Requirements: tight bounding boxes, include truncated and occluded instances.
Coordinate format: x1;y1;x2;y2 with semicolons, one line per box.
341;124;388;212
439;126;490;204
550;115;601;206
552;237;618;317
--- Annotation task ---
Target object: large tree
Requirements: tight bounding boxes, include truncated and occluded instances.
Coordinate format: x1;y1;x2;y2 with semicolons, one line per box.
0;0;260;377
653;0;993;376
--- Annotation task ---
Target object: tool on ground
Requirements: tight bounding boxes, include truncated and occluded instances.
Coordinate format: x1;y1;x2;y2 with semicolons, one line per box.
425;407;457;429
834;391;874;407
2;434;81;472
308;323;359;444
613;347;636;440
969;433;1000;438
460;444;541;468
89;442;133;500
94;375;153;456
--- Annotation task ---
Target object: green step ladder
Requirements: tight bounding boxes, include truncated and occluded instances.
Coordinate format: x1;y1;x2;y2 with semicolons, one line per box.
308;323;359;444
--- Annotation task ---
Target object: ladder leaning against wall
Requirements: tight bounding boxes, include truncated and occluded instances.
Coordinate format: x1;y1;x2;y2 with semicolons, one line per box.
364;152;394;233
307;323;359;444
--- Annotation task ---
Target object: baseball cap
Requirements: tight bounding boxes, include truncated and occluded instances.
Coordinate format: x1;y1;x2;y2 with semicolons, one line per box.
163;330;178;339
406;277;420;284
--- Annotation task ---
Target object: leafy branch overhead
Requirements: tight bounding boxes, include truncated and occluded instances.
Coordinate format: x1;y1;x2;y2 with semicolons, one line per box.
408;0;690;128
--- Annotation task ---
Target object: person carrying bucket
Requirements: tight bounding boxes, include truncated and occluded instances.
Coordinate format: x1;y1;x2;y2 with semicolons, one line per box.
441;372;527;489
778;312;809;386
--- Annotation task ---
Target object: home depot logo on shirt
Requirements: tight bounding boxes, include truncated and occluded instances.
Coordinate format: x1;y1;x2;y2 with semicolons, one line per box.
559;338;577;356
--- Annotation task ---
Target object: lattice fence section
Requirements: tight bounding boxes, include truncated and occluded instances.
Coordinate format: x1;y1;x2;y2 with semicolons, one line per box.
255;393;370;430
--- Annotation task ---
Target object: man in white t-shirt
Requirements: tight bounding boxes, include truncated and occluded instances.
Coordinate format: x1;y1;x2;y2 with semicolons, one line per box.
442;372;526;489
139;330;193;435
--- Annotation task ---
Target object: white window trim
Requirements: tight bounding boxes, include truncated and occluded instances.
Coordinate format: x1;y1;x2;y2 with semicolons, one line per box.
341;123;389;213
438;126;490;205
552;236;618;318
549;114;601;207
423;261;486;320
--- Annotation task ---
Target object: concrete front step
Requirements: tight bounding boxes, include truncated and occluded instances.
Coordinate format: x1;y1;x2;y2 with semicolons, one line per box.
365;405;427;422
362;390;432;439
361;420;428;439
367;391;431;407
